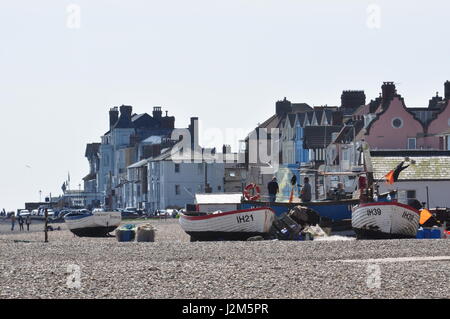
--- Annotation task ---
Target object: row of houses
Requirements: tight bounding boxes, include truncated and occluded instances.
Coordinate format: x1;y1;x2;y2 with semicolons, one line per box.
67;80;450;211
254;81;450;206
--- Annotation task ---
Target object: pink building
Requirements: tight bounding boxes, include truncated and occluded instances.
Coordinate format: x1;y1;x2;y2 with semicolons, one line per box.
354;82;450;150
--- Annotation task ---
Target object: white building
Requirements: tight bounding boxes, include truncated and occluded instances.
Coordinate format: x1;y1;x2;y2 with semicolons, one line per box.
147;150;225;212
370;150;450;209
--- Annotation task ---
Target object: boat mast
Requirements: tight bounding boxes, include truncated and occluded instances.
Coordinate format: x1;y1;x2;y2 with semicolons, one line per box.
361;142;375;201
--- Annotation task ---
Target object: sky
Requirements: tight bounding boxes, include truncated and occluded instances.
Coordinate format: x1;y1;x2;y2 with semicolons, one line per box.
1;0;450;211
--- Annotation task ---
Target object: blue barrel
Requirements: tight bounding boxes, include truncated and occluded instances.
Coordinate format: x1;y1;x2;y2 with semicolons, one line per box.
416;229;425;239
430;228;441;239
116;224;136;242
423;228;432;239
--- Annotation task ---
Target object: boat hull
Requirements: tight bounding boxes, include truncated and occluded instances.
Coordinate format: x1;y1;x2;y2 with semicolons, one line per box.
179;207;275;241
64;211;122;237
352;202;420;239
240;199;358;221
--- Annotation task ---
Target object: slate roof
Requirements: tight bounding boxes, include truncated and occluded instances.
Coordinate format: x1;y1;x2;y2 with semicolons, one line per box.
288;113;297;127
257;114;283;130
370;151;450;181
85;143;100;157
127;159;150;169
82;172;96;181
296;113;306;127
409;109;440;126
303;125;342;149
291;103;313;113
333;120;365;143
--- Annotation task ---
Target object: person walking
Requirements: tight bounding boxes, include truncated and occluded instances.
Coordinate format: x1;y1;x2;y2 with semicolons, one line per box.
11;213;16;231
267;177;279;203
26;215;31;231
300;177;312;203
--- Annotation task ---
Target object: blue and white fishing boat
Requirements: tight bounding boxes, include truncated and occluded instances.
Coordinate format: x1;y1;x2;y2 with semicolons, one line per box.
64;210;122;237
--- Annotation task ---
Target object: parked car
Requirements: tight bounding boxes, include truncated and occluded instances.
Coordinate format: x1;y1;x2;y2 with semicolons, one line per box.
121;209;139;219
19;210;31;216
166;209;179;218
31;209;39;216
156;210;171;217
58;210;72;218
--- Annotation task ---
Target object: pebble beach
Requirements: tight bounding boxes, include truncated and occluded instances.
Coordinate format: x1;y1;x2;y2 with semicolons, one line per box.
0;218;448;299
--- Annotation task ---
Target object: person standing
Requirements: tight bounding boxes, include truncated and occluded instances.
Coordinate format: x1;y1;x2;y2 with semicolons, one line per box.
300;177;312;203
26;215;31;231
267;177;279;203
11;213;16;231
18;215;24;231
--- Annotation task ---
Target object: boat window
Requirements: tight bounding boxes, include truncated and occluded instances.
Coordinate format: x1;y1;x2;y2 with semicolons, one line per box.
406;190;416;200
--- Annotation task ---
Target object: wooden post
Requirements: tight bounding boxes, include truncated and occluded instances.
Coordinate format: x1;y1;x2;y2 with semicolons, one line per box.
44;208;48;243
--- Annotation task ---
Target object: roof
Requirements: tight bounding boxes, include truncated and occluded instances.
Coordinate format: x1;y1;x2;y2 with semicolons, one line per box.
333;120;365;144
296;113;306;127
85;143;100;157
288;113;297;127
82;172;96;181
291;103;313;113
150;143;213;162
257;114;283;130
409;109;440;126
128;159;149;169
141;135;162;144
195;193;242;204
370;151;450;180
303;125;342;149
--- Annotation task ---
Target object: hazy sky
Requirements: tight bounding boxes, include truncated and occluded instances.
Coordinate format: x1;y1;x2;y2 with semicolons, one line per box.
1;0;450;210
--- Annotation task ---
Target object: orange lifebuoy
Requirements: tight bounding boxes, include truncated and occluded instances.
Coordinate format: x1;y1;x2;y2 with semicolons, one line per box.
243;183;261;201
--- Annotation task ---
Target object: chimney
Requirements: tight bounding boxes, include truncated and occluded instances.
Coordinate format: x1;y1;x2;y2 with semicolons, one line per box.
341;91;366;109
331;110;343;126
119;105;132;120
222;144;231;154
381;82;397;101
428;92;443;109
276;97;292;115
188;117;199;150
153;106;162;119
109;107;119;129
445;81;450;100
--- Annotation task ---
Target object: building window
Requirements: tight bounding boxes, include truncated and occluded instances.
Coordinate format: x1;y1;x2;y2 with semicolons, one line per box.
391;117;403;129
408;138;417;150
218;186;222;191
175;164;180;173
175;185;180;195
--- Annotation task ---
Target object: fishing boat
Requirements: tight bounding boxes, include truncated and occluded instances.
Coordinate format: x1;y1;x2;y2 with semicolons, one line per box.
179;207;275;241
351;142;422;239
352;201;420;239
64;210;122;237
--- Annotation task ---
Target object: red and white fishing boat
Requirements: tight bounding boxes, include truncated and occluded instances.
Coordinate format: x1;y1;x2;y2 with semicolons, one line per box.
352;201;420;239
179;207;276;241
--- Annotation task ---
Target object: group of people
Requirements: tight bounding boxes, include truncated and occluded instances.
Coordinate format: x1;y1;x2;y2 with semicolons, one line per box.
267;176;312;203
9;214;32;232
